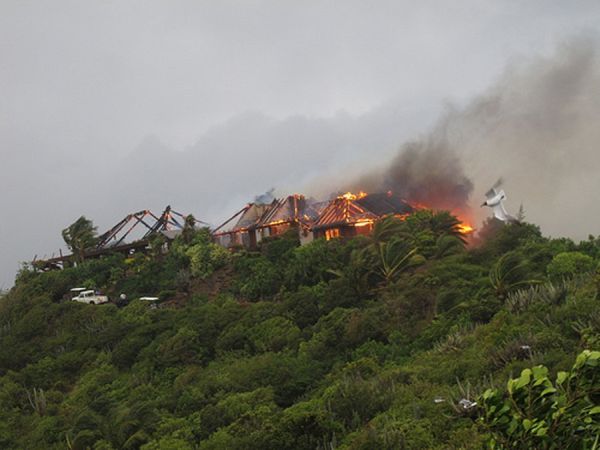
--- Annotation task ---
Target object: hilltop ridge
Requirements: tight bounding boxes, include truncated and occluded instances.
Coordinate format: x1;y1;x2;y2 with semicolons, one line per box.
0;212;599;449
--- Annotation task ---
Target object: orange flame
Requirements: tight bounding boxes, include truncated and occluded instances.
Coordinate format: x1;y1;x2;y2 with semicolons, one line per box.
334;190;475;235
457;222;474;234
339;191;368;200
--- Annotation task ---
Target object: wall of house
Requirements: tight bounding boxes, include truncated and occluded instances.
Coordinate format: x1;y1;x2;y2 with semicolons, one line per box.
353;223;374;237
214;234;231;247
257;227;269;243
299;226;314;246
314;223;373;241
240;230;258;249
314;227;344;240
313;228;325;240
268;222;292;236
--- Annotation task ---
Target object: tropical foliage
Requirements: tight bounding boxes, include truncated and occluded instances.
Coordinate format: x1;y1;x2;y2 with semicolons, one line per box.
61;216;98;262
480;350;600;449
0;213;598;449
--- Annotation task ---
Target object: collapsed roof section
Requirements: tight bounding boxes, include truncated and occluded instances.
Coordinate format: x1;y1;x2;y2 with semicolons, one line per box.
312;192;413;230
256;194;324;229
356;192;414;216
33;206;206;270
95;205;207;249
212;202;272;235
256;195;304;227
213;191;414;246
214;194;323;235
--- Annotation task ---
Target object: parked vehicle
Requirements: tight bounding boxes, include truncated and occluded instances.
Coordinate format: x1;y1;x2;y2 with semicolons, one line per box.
71;289;109;305
140;296;160;309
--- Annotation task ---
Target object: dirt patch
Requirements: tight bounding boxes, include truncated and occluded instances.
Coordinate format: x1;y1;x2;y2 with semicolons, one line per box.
161;265;235;308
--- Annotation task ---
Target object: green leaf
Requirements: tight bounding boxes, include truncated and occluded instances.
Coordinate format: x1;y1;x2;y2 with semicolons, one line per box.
482;388;494;399
588;351;600;360
540;387;556;397
556;371;568;385
515;369;532;389
499;404;511;415
531;365;548;380
507;379;514;394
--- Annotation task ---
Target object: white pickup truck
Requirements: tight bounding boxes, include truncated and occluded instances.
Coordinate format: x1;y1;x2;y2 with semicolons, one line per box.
71;289;109;305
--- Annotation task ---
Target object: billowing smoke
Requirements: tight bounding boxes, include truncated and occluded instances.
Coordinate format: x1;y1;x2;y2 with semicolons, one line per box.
254;188;276;205
345;37;600;236
357;125;473;213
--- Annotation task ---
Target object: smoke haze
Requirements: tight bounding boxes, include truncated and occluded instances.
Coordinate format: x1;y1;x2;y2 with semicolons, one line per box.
331;38;600;229
354;133;474;213
2;2;600;288
458;38;600;229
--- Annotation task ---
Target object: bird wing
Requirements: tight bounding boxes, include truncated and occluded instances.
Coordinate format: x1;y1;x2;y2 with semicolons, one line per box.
492;203;508;221
493;201;516;223
485;178;504;200
485;187;497;200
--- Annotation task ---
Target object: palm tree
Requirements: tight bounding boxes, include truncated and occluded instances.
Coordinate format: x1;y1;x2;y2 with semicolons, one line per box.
489;252;539;298
429;210;466;241
62;216;98;262
181;214;197;244
371;215;410;244
433;234;465;259
357;216;425;288
328;248;374;297
374;238;423;286
404;209;466;242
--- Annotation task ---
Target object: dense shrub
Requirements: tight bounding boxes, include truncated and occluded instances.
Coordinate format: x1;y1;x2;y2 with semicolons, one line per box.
1;210;599;449
185;229;231;279
547;251;595;280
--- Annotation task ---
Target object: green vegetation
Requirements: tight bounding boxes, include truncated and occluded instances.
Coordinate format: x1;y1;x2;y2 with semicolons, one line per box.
480;350;600;449
0;214;598;449
61;216;98;263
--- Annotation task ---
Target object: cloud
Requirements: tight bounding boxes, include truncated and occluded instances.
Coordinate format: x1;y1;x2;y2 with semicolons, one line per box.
1;0;600;287
319;38;600;235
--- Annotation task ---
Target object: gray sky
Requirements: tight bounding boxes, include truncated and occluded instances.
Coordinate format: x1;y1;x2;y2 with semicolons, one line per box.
2;1;600;288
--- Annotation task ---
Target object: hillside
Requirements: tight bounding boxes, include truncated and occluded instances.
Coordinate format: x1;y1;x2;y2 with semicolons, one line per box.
0;211;599;449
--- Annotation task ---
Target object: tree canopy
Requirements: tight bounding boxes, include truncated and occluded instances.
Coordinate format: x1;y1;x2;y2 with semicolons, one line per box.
1;211;599;449
61;216;98;262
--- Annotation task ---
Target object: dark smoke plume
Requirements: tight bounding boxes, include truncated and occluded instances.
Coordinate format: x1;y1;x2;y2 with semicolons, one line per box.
344;37;600;236
358;127;473;212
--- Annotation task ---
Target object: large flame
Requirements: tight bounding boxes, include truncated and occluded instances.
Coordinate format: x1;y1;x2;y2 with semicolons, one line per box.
403;196;474;235
339;189;474;235
339;191;367;200
457;222;474;234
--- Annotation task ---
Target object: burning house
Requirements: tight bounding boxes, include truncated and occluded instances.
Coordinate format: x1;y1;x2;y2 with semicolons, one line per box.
212;190;474;249
213;194;324;248
311;192;414;240
212;202;271;248
254;194;323;245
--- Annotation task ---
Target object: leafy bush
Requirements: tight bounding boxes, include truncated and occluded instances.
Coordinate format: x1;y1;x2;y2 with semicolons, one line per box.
2;209;599;449
185;230;231;279
480;351;600;449
489;252;539;298
547;251;595;281
233;255;282;300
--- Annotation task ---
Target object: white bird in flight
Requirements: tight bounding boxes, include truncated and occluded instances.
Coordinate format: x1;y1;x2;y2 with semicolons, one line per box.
481;180;517;223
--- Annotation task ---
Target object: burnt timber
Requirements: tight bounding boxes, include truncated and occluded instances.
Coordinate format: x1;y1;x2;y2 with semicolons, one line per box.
213;192;413;249
34;192;423;270
312;192;413;240
213;194;323;249
33;206;205;271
